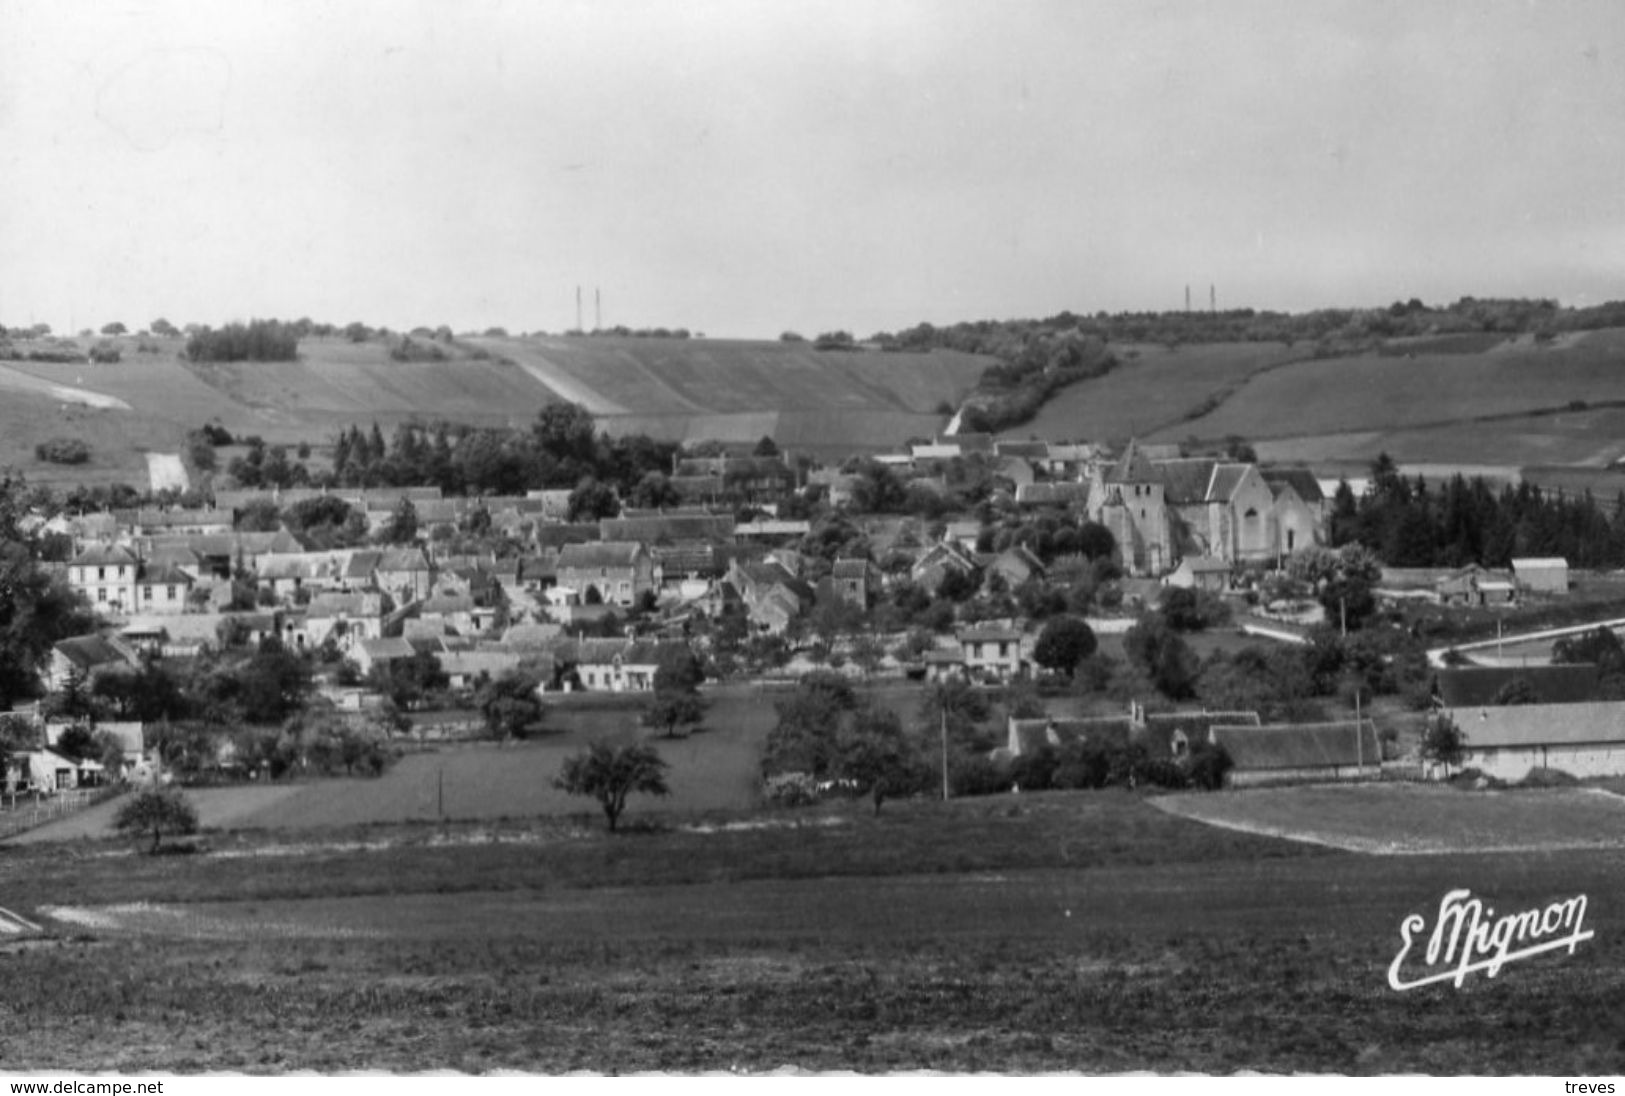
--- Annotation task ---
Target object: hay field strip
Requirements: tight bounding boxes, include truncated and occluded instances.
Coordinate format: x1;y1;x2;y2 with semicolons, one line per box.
1152;782;1625;854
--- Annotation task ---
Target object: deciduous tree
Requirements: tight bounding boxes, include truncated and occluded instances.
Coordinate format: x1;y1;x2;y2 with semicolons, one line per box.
114;787;199;854
554;741;670;831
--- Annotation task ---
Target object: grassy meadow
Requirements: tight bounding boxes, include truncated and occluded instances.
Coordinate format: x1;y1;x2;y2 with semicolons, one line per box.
5;787;1625;1072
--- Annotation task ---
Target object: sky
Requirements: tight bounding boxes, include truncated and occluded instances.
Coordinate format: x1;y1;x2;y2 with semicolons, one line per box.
3;0;1624;338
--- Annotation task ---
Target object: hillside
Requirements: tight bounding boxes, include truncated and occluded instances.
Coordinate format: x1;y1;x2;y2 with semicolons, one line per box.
473;335;987;454
0;334;989;488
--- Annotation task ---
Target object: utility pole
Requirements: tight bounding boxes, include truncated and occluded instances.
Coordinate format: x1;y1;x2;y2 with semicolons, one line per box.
1355;689;1363;775
437;766;444;818
595;287;601;331
940;693;950;801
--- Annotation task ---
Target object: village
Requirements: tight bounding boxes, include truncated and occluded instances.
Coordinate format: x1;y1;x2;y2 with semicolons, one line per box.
6;416;1620;831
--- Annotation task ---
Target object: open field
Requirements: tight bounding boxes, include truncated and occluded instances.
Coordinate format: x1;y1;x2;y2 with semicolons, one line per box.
0;333;988;481
1013;341;1305;444
477;335;986;454
1158;328;1625;468
3;788;1625;1072
1152;782;1625;853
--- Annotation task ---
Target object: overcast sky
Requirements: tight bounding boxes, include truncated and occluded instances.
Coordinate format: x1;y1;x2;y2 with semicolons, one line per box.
3;0;1623;338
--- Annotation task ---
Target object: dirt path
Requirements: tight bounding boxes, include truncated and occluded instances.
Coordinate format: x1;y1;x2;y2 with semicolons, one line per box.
507;353;627;414
0;362;130;409
145;451;188;493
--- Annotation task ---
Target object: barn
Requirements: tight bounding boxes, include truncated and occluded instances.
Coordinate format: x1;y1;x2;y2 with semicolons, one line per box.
1440;701;1625;782
1512;557;1569;595
1209;720;1381;787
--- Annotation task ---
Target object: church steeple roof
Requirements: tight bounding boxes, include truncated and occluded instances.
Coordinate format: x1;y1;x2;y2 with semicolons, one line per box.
1106;439;1159;484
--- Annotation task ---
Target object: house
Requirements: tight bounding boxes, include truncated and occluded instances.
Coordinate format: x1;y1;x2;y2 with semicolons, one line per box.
1192;462;1278;566
295;591;386;650
828;558;880;610
1165;555;1231;592
1208;719;1381;787
435;649;528;690
340;549;383;591
985;545;1045;590
354;636;416;676
45;634;140;692
1433;701;1625;781
418;593;482;636
1512;557;1569;595
556;542;657;607
910;541;979;592
255;552;344;600
374;547;435;603
600;510;735;545
992;456;1036;490
556;639;683;693
943;521;982;553
1436;564;1517;607
727;560;812;633
68;544;140;614
134;562;195;614
806;469;861;508
11;747;102;793
45;721;143;777
957;625;1027;681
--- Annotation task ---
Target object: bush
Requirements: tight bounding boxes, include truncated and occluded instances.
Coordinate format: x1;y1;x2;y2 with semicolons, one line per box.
35;437;90;464
763;771;820;807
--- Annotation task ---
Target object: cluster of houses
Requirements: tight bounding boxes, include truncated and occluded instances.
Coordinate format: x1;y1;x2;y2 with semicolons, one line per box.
13;433;1604;798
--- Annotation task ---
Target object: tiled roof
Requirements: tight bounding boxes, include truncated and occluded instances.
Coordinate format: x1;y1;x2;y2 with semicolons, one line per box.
1205;463;1253;503
1449;700;1625;749
1261;468;1325;504
71;544;138;567
558;541;644;570
1211;721;1380;770
1157;458;1218;505
1433;665;1601;707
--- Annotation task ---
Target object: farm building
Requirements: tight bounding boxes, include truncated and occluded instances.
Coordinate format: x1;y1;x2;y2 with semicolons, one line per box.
1512;557;1569;595
1432;664;1601;707
1209;720;1381;787
1438;701;1625;782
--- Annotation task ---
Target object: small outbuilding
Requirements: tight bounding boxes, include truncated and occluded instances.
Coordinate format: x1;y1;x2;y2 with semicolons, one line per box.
1512;557;1569;595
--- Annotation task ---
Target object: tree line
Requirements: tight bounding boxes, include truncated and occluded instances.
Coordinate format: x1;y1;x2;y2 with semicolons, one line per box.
1330;454;1625;569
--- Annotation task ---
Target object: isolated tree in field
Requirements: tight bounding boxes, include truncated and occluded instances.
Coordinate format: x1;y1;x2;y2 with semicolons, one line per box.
100;321;127;336
150;318;179;337
1033;616;1098;677
554;741;670;831
114;786;199;854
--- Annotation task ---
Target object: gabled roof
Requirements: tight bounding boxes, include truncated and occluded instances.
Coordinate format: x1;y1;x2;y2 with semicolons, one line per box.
600;513;735;544
71;544;139;568
1450;700;1625;749
138;563;194;585
1205;463;1256;504
307;591;382;618
831;558;875;580
376;548;431;573
1433;664;1601;707
558;541;645;570
958;625;1022;643
344;549;382;579
1014;481;1090;507
533;523;601;549
53;634;137;671
358;637;415;661
1261;468;1325;504
1157;458;1219;505
1210;721;1380;770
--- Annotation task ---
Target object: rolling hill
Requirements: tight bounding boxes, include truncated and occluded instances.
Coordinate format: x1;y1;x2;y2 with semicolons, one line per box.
0;334;989;487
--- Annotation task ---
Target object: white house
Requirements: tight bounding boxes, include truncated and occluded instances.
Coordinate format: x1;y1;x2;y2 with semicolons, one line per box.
1437;701;1625;782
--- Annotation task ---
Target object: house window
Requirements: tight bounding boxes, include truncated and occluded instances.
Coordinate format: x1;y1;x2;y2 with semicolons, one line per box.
97;588;106;602
143;586;153;601
1286;529;1296;551
167;586;177;599
999;642;1009;658
98;567;106;580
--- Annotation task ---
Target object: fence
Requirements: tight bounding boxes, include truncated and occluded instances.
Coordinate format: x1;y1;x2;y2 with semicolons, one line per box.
0;785;125;842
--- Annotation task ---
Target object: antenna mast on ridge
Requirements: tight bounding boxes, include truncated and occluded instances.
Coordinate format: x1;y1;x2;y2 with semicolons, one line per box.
575;286;582;333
